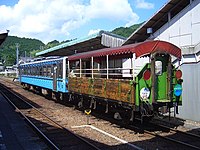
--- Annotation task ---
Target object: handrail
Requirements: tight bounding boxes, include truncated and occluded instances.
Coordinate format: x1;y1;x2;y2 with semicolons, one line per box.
69;67;141;78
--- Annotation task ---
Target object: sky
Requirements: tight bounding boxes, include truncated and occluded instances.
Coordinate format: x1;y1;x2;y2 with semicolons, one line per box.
0;0;168;44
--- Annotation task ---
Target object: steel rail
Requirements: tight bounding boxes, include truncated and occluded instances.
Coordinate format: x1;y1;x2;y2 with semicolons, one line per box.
157;123;200;139
144;129;200;150
0;84;100;150
0;87;60;150
146;122;200;150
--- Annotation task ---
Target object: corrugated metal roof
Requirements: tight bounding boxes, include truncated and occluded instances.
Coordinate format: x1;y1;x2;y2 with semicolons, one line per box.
123;0;190;45
36;30;126;57
0;32;8;46
68;40;181;61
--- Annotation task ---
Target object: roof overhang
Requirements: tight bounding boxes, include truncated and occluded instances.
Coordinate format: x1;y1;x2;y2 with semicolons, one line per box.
0;33;8;46
36;31;126;57
68;40;181;61
123;0;190;45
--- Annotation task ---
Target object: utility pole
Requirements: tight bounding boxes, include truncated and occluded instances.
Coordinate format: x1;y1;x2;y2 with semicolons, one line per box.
16;43;19;65
25;51;27;62
15;43;19;78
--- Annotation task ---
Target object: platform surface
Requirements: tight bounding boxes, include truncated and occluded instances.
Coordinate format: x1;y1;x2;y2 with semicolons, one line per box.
0;93;48;150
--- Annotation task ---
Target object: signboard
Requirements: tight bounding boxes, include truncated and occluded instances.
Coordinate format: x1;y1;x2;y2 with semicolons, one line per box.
140;87;150;100
174;84;182;96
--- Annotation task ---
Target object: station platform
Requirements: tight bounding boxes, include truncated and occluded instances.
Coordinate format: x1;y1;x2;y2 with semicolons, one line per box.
0;93;48;150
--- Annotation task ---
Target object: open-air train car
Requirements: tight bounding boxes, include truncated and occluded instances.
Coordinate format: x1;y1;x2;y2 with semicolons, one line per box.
67;40;183;120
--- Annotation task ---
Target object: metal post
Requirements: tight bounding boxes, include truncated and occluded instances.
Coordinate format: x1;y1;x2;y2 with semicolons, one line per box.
16;43;19;65
132;53;136;80
68;60;70;75
25;51;27;62
80;59;82;77
15;43;19;78
106;55;109;79
63;57;66;80
91;57;94;78
151;54;156;104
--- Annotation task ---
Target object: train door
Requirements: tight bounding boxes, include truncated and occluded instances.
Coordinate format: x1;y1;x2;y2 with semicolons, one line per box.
151;54;170;103
53;66;58;91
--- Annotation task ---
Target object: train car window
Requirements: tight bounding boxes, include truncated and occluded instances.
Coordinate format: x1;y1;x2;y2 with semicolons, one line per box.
58;63;63;78
32;66;34;75
39;66;43;76
43;66;47;76
155;61;162;75
47;65;52;77
33;66;36;75
36;66;39;76
24;67;27;75
28;66;31;75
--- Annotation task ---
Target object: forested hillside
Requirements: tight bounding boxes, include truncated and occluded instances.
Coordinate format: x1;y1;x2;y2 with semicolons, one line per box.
0;22;143;66
111;22;144;38
0;36;45;66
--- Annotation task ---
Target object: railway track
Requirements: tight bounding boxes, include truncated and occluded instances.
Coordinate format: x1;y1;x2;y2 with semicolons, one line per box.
84;109;200;149
148;122;200;150
0;83;100;150
1;78;200;150
127;119;200;150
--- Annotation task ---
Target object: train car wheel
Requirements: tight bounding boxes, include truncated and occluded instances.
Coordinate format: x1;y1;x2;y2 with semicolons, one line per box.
114;112;122;120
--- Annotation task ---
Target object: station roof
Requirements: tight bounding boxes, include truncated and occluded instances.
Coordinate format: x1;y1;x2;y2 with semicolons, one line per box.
123;0;190;45
0;33;8;46
36;30;126;57
68;40;182;61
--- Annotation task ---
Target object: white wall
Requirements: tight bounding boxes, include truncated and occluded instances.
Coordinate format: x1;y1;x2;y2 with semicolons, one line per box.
152;0;200;122
153;0;200;51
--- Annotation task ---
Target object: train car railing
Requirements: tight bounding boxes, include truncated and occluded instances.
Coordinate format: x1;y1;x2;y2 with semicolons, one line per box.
69;67;143;79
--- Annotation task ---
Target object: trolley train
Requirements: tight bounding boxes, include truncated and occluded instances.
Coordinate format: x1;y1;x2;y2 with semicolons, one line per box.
19;40;183;122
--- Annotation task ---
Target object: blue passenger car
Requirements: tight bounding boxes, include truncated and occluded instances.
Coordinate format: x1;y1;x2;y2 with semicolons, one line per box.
19;57;68;93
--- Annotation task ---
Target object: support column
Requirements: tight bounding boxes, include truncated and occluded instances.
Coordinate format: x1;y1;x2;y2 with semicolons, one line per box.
132;53;136;80
80;59;82;77
106;55;109;79
91;57;94;79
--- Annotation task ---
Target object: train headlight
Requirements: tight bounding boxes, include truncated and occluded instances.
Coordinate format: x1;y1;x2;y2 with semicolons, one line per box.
175;70;182;79
143;69;151;80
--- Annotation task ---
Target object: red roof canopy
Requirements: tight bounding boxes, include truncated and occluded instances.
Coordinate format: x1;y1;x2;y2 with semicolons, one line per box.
68;40;181;61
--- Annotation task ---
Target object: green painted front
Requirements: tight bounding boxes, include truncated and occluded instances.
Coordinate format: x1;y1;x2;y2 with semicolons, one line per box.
135;63;152;106
135;55;171;106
